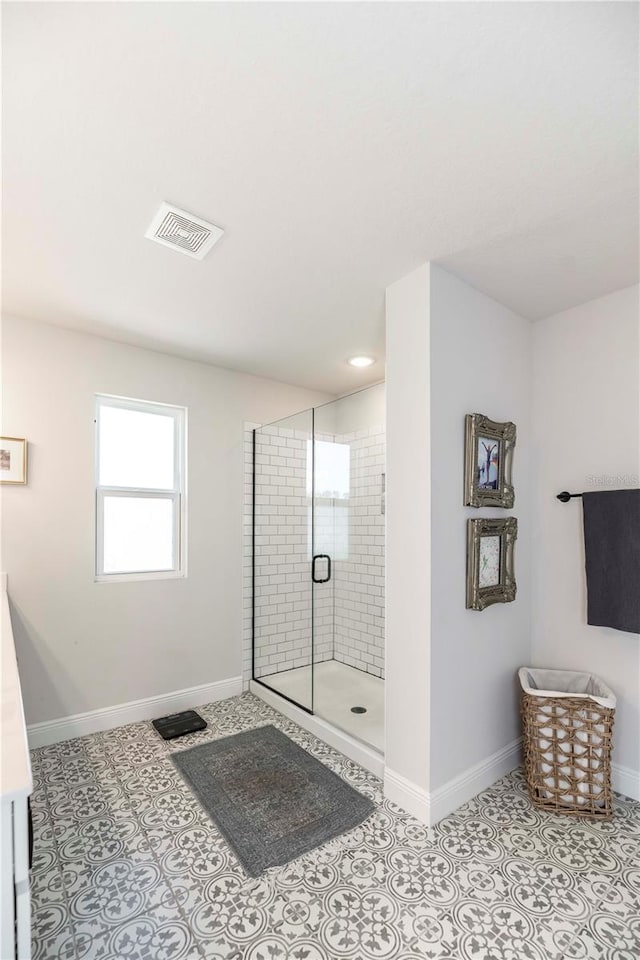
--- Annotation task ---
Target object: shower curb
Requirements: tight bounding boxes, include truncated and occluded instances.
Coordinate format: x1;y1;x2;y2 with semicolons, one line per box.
249;679;385;778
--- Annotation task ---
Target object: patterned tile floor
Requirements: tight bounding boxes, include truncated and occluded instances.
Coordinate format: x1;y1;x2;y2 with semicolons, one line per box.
31;692;640;960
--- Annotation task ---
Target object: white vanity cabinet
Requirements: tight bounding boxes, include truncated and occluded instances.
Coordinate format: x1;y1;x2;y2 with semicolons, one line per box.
1;574;32;960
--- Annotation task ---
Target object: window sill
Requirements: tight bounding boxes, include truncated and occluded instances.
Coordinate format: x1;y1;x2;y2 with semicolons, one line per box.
94;571;186;584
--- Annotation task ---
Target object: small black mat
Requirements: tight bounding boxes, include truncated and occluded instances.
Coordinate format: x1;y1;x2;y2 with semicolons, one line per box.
172;724;375;876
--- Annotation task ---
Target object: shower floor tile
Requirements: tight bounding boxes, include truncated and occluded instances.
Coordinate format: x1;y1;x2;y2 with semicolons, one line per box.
260;659;384;751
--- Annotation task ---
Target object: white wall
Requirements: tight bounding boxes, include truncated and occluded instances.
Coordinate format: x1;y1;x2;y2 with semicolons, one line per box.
384;264;432;815
385;262;531;820
429;264;532;790
0;315;328;725
387;266;639;820
333;382;386;435
531;286;640;787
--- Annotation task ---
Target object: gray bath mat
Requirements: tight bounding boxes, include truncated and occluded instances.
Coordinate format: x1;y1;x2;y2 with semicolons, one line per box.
172;724;375;876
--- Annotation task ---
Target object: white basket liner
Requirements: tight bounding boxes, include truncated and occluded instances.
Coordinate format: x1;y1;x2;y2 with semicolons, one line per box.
518;667;616;708
518;667;615;806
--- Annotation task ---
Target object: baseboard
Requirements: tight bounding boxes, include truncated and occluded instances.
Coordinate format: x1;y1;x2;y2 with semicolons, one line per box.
428;737;522;824
385;737;522;827
613;762;640;801
27;676;243;749
384;768;431;824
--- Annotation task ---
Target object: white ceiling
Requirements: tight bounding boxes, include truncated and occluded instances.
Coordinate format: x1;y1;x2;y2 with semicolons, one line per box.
2;2;638;393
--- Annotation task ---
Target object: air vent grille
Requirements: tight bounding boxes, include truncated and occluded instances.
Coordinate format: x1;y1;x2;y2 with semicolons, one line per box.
145;203;224;260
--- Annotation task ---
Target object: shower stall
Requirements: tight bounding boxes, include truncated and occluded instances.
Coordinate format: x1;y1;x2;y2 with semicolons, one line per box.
251;383;385;754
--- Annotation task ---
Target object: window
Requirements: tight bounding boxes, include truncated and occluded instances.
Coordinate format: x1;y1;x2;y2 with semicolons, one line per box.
306;439;350;560
308;440;350;500
95;395;186;580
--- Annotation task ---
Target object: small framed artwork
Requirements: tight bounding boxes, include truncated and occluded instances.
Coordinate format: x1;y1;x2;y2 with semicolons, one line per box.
466;517;517;610
0;437;27;484
464;413;516;508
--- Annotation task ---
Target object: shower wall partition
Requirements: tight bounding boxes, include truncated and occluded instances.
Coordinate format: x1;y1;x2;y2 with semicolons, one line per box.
252;383;385;753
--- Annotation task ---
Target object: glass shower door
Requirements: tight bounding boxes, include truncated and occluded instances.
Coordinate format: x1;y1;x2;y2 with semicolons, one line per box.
312;385;386;749
252;408;314;711
252;383;385;752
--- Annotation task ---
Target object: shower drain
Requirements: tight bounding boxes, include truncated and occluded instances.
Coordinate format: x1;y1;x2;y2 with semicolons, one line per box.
350;706;367;714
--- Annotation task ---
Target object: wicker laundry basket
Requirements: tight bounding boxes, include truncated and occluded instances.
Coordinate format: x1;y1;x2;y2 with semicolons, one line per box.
519;667;616;819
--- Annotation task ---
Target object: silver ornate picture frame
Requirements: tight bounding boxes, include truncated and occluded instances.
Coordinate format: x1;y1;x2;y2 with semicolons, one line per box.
466;517;517;611
464;413;516;508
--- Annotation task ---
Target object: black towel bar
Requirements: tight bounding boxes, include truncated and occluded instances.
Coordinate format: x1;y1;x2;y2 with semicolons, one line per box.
557;491;583;502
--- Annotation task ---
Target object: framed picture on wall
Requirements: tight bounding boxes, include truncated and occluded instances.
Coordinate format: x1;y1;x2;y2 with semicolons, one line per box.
466;516;517;610
0;437;27;484
464;413;516;508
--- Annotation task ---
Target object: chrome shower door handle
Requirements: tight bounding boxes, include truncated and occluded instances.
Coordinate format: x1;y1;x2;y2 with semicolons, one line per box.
312;554;331;583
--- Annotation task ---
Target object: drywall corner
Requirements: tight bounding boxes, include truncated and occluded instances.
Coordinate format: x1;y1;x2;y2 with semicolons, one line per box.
385;263;431;801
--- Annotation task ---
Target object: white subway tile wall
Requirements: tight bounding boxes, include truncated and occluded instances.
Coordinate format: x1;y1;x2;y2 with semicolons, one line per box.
248;424;333;689
333;425;386;678
242;420;385;693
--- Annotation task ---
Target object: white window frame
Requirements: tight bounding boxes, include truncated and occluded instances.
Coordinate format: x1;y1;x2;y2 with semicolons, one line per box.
95;394;187;582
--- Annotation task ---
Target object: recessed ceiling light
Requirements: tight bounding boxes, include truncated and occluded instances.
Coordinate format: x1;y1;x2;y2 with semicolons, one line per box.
347;356;376;368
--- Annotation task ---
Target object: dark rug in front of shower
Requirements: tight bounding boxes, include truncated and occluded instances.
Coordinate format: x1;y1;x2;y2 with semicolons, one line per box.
171;724;375;877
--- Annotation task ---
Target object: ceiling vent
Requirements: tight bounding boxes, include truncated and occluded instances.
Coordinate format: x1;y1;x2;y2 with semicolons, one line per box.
145;202;224;260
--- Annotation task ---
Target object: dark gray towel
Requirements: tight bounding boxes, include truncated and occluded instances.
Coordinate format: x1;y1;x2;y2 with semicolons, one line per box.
582;489;640;634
